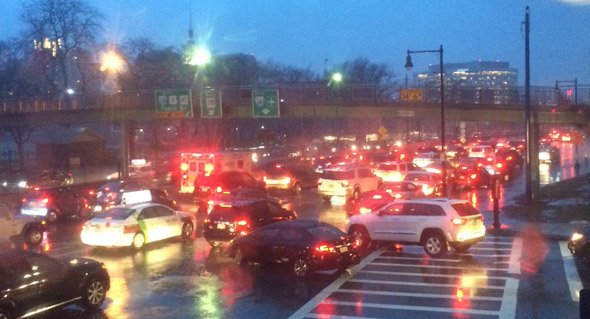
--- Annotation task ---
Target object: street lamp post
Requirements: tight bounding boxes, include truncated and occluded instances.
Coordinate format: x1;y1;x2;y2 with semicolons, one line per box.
405;45;447;196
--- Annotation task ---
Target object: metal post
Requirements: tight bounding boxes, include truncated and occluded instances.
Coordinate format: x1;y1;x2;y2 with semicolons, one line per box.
439;45;447;197
524;6;534;204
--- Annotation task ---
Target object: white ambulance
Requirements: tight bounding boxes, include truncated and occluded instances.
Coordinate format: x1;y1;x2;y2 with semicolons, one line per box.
178;151;254;193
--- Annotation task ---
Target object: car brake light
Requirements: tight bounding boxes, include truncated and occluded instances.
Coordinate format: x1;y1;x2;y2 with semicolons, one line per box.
315;244;336;253
352;239;361;249
236;219;248;226
452;218;467;225
359;207;373;214
507;156;513;161
470;174;477;179
394;193;403;199
216;186;222;193
496;163;503;169
41;197;49;205
372;194;382;200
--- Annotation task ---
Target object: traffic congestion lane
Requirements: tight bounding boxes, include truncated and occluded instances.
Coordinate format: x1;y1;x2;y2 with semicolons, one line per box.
288;236;522;319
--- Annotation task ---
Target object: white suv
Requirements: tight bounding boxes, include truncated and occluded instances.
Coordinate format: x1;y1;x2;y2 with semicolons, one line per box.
318;165;382;201
346;198;486;257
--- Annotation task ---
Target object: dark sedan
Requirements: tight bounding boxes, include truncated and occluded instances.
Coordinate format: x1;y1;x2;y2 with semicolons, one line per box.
229;219;360;278
0;249;110;319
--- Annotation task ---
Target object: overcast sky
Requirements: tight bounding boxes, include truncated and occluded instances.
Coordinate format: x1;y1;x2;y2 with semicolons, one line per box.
2;0;589;86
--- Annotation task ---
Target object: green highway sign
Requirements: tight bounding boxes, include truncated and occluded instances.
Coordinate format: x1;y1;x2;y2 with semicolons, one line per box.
200;90;222;118
155;89;193;118
252;90;280;118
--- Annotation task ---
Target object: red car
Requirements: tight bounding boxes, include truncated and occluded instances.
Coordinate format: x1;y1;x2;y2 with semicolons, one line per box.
346;189;394;216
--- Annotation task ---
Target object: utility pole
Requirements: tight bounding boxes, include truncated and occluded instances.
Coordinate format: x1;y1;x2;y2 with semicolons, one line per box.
524;6;540;204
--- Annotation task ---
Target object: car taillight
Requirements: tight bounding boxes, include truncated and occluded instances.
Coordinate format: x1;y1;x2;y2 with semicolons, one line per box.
470;174;477;179
281;176;291;185
359;207;373;215
394;193;403;199
41;197;49;205
236;219;248;226
452;218;467;225
216;186;222;193
123;225;140;233
352;238;361;249
315;244;336;253
496;163;503;169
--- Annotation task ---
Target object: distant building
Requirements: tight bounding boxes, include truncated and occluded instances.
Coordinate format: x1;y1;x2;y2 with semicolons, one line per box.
415;61;518;105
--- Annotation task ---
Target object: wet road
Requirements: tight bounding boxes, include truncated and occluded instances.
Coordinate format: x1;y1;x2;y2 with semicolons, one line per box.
8;140;590;318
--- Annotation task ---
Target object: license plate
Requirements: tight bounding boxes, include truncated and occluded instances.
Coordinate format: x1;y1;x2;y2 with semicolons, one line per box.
339;246;348;253
217;224;226;230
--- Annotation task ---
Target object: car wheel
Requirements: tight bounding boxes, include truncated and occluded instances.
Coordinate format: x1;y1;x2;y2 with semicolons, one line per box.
24;227;43;246
181;222;194;240
47;211;58;223
80;277;107;310
131;232;146;250
349;226;371;251
293;182;303;195
233;246;245;265
0;308;12;319
423;232;447;258
292;257;311;278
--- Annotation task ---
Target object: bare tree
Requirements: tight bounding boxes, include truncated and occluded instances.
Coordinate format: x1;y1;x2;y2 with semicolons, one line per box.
20;0;103;98
340;57;394;85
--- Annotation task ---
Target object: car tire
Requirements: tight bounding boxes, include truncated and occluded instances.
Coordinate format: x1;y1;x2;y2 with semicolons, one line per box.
131;232;146;250
181;222;194;240
293;182;303;195
47;210;58;223
348;226;371;251
233;246;245;265
422;231;447;258
0;308;13;319
80;277;107;310
23;227;43;246
291;257;311;278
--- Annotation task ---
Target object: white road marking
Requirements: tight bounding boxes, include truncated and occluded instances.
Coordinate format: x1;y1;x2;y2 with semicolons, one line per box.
336;288;503;301
288;249;384;319
375;255;460;263
369;261;509;271
312;300;501;316
559;241;583;302
508;237;522;274
348;278;506;289
499;277;519;319
358;269;513;280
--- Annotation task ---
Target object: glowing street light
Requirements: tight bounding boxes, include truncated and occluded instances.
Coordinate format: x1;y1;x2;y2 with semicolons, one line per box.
331;72;343;83
186;46;211;66
100;50;125;73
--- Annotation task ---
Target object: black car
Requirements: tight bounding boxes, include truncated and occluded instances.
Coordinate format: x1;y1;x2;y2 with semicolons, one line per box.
229;219;360;278
0;170;28;193
0;249;110;319
260;161;318;194
19;186;90;223
194;170;265;203
27;169;74;189
568;225;590;264
203;198;297;246
91;180;178;213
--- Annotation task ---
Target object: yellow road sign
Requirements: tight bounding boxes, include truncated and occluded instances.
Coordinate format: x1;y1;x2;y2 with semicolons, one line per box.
400;89;424;102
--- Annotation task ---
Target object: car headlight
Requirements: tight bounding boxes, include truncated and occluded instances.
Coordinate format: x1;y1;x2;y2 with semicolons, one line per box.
18;181;27;188
571;232;584;242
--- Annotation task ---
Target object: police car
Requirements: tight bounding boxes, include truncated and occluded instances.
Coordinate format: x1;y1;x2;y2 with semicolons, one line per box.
80;190;194;249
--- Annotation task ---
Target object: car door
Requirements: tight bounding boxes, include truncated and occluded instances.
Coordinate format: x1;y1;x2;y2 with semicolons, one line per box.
155;205;181;238
137;207;164;242
0;256;44;314
25;254;69;305
248;227;280;263
266;201;290;223
370;203;405;241
249;201;270;228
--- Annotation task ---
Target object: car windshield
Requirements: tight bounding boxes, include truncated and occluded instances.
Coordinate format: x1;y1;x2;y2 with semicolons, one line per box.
99;207;135;220
451;203;481;217
320;170;355;180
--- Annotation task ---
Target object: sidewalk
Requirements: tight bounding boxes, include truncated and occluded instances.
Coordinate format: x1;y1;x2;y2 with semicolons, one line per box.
485;172;590;241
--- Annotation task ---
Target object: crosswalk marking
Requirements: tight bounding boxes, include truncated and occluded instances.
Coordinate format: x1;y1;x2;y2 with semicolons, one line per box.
290;236;521;319
559;241;583;302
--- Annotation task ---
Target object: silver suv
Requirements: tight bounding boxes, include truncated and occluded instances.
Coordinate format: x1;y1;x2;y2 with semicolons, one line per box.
346;198;485;257
0;203;45;246
317;165;382;202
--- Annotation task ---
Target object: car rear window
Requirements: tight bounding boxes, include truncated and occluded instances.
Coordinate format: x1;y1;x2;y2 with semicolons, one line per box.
451;203;481;217
405;174;430;181
377;163;398;170
320;170;355;180
100;207;136;220
307;223;344;240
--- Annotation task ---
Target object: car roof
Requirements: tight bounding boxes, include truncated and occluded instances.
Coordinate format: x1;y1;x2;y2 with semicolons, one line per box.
392;198;468;205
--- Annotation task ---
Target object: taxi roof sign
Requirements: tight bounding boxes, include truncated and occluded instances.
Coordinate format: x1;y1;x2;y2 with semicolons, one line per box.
121;190;152;205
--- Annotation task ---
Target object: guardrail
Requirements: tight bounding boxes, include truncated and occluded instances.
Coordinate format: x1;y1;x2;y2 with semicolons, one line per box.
1;84;588;113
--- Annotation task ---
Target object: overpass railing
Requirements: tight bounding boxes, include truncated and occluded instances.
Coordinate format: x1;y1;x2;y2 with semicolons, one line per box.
1;84;588;113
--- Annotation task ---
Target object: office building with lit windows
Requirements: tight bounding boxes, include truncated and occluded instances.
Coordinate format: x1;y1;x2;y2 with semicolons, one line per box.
416;61;518;105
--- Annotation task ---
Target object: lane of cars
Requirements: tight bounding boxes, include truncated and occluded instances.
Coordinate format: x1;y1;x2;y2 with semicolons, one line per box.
0;128;578;317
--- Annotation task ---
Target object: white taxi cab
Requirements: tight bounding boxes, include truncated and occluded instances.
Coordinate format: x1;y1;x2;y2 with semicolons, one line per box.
81;190;194;249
